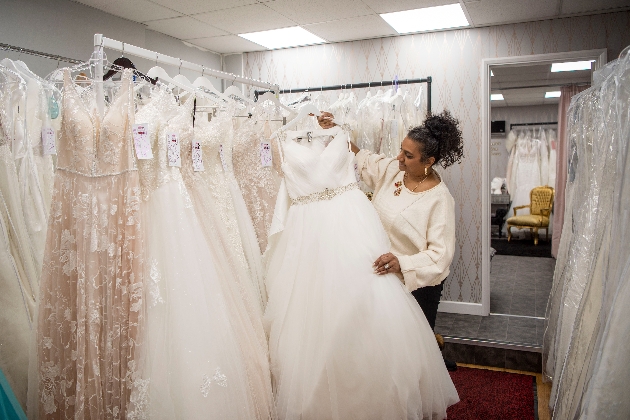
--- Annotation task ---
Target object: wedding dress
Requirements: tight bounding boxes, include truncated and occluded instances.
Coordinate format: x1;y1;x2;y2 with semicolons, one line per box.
132;92;261;419
36;69;145;419
180;104;275;420
265;125;459;420
508;131;541;221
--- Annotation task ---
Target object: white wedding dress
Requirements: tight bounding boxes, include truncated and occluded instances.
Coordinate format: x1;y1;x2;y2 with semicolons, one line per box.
133;92;261;419
265;125;459;420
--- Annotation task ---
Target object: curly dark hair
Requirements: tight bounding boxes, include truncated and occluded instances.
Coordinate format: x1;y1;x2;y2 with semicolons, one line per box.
407;110;464;169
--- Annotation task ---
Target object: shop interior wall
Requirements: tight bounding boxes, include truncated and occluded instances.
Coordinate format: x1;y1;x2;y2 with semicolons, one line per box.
0;0;223;90
242;11;630;305
490;104;558;180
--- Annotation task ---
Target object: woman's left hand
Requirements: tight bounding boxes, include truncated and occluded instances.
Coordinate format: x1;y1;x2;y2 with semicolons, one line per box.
373;253;401;275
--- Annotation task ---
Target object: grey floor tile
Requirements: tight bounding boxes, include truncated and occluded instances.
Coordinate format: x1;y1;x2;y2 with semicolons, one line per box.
474;346;506;368
507;326;538;344
477;315;509;341
508;316;538;330
510;300;537;317
449;314;482;338
505;349;542;372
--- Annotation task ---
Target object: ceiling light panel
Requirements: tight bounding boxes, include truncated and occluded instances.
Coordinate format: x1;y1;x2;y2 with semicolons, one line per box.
491;94;504;101
380;4;469;34
239;27;326;50
545;91;561;98
551;60;595;72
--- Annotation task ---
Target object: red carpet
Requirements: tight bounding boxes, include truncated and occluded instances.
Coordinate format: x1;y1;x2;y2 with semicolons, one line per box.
447;367;536;420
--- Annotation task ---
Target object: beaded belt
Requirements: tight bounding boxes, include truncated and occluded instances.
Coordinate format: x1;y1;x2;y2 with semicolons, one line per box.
290;182;359;206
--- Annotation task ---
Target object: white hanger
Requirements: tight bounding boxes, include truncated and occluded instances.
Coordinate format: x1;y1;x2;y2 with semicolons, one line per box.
192;74;231;103
147;66;196;93
224;85;254;104
257;91;293;113
275;103;321;134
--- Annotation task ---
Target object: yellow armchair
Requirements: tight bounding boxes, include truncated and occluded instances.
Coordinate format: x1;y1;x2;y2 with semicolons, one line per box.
506;186;555;245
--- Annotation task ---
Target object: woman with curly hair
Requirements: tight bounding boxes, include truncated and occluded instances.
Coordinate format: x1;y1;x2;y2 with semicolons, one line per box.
348;110;464;356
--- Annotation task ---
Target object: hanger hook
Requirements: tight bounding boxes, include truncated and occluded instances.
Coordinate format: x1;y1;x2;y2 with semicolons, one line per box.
201;65;205;77
179;59;182;74
232;74;236;86
121;42;125;58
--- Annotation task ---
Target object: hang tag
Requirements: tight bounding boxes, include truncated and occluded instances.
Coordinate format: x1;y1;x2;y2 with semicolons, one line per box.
390;120;399;140
354;162;361;182
192;139;204;171
219;144;227;172
167;132;181;167
260;142;272;167
41;127;57;155
132;124;153;159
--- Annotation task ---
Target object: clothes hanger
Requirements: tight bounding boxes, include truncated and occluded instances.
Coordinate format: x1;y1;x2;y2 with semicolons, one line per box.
257;91;293;113
223;78;255;105
275;103;322;134
192;68;232;103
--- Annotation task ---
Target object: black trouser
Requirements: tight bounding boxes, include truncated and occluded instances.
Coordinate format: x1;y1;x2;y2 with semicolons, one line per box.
411;281;444;331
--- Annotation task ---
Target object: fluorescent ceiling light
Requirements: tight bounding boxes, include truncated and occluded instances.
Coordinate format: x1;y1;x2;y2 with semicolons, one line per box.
491;94;504;101
239;27;325;50
380;4;469;34
545;91;561;98
551;60;595;72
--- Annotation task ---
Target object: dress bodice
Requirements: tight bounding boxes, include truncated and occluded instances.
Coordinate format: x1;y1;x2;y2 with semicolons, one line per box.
280;126;356;199
58;69;135;176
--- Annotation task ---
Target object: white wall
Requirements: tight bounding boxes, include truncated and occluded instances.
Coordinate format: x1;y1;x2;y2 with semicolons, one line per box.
0;0;222;89
241;11;630;305
490;104;558;180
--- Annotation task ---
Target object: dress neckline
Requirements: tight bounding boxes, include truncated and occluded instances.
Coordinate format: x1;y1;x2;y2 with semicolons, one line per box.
64;68;130;123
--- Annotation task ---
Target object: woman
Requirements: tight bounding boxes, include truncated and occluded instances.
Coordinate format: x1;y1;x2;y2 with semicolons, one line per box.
349;110;463;337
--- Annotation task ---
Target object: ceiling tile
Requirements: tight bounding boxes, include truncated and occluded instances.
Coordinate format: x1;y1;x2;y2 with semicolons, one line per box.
264;0;375;25
145;16;227;39
190;35;268;53
149;0;258;15
360;0;459;14
194;4;295;34
561;0;630;15
463;0;559;26
304;15;398;42
73;0;181;22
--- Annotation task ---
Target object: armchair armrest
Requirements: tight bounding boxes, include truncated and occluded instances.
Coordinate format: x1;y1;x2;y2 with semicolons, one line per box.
540;208;551;217
513;205;530;216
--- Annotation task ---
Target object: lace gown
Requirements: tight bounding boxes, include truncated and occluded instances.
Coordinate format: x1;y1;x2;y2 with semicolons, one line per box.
132;93;261;419
36;69;146;419
508;133;541;221
265;126;459;420
180;107;275;420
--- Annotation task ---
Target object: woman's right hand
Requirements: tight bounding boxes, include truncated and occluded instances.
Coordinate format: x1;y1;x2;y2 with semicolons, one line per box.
317;112;336;129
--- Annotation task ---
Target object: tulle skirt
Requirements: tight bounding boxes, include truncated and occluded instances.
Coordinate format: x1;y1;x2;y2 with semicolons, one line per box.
136;181;260;419
264;189;459;420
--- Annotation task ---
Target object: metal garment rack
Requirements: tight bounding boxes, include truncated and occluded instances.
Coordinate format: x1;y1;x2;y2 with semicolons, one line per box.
93;34;279;92
255;76;433;114
0;42;83;64
510;121;558;130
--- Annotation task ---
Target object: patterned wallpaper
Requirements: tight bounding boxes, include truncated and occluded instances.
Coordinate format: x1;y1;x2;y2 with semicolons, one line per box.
243;12;630;304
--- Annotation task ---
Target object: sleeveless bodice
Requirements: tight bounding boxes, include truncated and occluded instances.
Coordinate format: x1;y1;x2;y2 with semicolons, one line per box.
280;126;356;199
58;69;135;176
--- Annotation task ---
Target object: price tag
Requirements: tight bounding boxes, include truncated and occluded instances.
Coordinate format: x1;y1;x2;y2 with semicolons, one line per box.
260;142;272;167
41;127;57;155
219;144;228;172
132;124;153;159
390;119;399;140
166;132;181;167
192;139;204;171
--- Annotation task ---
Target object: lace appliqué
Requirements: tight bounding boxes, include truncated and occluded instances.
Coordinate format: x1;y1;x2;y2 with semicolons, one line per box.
290;182;359;206
200;367;228;397
148;258;164;307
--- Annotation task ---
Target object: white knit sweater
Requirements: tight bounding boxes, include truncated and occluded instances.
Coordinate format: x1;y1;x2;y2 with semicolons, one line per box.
357;150;456;292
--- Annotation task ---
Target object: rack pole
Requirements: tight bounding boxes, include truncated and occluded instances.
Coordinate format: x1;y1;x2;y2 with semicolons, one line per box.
510;121;558;129
0;42;83;64
426;76;432;115
94;34;279;92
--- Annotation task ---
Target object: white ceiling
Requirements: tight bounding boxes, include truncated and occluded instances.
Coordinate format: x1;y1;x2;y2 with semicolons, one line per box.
490;63;592;107
72;0;630;54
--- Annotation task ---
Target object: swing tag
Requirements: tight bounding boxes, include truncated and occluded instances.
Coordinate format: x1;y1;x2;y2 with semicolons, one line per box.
167;132;181;167
132;124;153;159
390;120;399;140
42;127;57;155
192;139;204;171
219;144;228;172
260;142;272;167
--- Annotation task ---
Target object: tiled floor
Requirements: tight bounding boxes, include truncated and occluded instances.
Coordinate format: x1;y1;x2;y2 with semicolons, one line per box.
490;255;555;317
435;313;545;345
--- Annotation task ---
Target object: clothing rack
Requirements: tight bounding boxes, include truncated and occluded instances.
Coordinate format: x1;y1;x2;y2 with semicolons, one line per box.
0;42;83;64
255;76;433;114
510;121;558;130
93;34;279;92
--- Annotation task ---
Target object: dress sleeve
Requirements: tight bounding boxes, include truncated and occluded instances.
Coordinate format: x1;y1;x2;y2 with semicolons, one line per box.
356;149;396;190
396;195;456;291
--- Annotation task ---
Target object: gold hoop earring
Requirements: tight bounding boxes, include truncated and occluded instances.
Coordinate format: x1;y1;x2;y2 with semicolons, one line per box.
425;167;428;176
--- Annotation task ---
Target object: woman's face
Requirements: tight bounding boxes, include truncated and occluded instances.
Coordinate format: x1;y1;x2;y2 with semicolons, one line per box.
397;137;425;176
